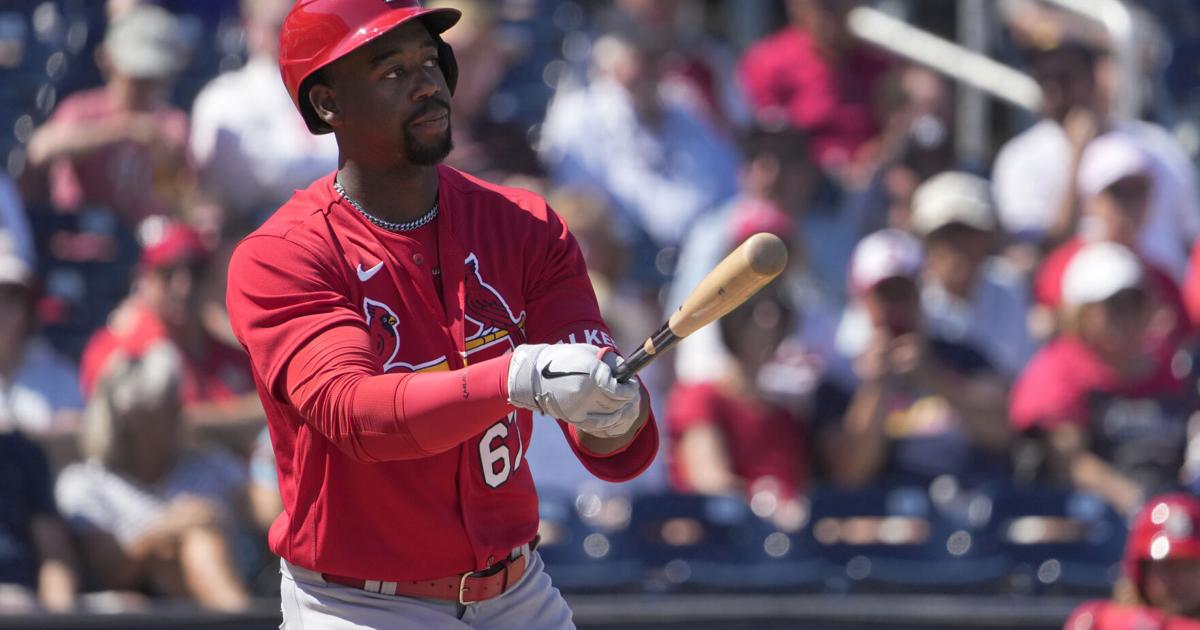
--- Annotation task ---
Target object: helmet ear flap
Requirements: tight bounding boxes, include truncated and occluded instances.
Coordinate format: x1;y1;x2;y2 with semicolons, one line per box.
437;38;458;95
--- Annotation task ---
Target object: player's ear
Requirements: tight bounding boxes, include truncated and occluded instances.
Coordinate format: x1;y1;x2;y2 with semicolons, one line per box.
308;82;343;129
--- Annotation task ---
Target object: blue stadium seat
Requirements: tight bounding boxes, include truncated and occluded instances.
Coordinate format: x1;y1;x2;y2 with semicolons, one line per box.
630;492;829;593
986;485;1127;596
807;484;1011;593
536;490;643;593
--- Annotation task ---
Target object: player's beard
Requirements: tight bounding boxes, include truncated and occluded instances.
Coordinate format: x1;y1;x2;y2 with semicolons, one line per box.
404;116;454;166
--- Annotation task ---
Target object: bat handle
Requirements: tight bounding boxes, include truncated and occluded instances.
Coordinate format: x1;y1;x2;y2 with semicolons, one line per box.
614;349;652;383
614;322;681;383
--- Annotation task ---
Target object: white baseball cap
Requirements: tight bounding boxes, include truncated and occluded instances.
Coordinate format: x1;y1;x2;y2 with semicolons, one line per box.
1061;241;1144;307
1077;132;1154;201
910;171;997;236
0;230;32;287
103;5;185;80
849;229;923;295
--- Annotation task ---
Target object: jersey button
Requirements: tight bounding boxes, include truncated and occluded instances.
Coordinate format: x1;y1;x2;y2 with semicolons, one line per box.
412;253;425;266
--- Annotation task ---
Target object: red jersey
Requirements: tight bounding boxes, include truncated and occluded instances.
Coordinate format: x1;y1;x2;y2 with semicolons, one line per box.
79;301;255;404
667;382;809;499
1065;600;1200;630
225;166;657;581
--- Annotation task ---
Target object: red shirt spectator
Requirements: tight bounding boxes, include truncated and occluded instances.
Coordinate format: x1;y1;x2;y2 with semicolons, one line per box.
43;88;190;224
26;6;192;226
668;381;811;500
1013;243;1194;515
79;220;254;405
739;3;891;171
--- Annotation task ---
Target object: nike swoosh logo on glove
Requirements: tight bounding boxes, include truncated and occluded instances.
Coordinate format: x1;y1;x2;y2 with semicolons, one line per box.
356;261;384;282
541;364;590;379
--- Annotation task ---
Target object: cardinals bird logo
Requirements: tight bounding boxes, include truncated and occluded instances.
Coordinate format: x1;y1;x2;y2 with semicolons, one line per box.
364;298;447;372
464;252;526;355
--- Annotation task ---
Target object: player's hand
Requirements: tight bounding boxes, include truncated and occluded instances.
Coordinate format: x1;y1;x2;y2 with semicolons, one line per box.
508;343;642;437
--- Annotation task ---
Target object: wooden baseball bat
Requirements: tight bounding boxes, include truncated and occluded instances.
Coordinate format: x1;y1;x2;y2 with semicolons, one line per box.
614;232;789;382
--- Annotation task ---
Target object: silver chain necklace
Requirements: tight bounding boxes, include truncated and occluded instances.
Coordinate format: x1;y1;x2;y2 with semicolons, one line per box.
334;179;439;232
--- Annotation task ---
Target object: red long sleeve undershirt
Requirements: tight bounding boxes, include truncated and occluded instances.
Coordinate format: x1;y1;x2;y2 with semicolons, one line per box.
284;325;514;462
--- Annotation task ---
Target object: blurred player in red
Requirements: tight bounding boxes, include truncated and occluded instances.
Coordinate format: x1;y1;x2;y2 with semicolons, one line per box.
224;2;657;628
1065;494;1200;629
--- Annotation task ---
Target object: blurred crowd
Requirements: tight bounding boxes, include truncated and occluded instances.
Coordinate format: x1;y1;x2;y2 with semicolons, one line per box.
3;0;1200;617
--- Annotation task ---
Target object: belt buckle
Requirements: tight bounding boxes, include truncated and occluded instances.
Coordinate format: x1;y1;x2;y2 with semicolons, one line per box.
457;571;474;606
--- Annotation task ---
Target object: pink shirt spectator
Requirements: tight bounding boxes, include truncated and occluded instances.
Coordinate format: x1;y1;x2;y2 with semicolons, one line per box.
47;87;190;223
739;27;891;170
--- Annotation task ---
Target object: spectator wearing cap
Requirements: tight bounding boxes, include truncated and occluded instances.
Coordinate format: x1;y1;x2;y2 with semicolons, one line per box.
190;0;338;226
824;229;1011;489
56;343;250;611
0;231;83;437
992;42;1200;280
25;5;193;226
912;172;1036;378
668;284;848;529
1034;133;1191;351
79;220;260;436
738;0;893;179
1012;243;1196;517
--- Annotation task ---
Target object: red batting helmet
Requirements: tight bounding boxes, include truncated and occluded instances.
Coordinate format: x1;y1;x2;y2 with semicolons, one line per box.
279;0;461;134
1124;493;1200;599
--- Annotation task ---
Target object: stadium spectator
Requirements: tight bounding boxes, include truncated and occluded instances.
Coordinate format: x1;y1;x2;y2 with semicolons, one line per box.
25;5;193;226
911;172;1036;378
539;28;738;279
668;125;848;386
739;0;892;178
599;0;750;131
1065;493;1200;628
0;428;78;613
824;229;1012;489
190;0;339;227
425;0;537;177
56;343;250;611
78;219;261;436
1033;133;1191;350
992;41;1200;280
0;231;83;437
1012;243;1195;517
668;284;846;528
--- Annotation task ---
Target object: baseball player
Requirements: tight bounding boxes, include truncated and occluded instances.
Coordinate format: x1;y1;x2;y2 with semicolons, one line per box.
1064;494;1200;629
224;2;658;628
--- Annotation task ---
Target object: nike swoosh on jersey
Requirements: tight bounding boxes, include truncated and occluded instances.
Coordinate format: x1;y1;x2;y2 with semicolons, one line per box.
541;364;590;379
356;261;384;282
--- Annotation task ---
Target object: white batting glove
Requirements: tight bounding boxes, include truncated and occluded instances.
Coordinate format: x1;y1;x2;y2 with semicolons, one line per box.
508;343;642;438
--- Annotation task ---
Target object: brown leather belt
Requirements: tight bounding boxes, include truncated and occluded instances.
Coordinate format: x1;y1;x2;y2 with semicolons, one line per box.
322;536;539;605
